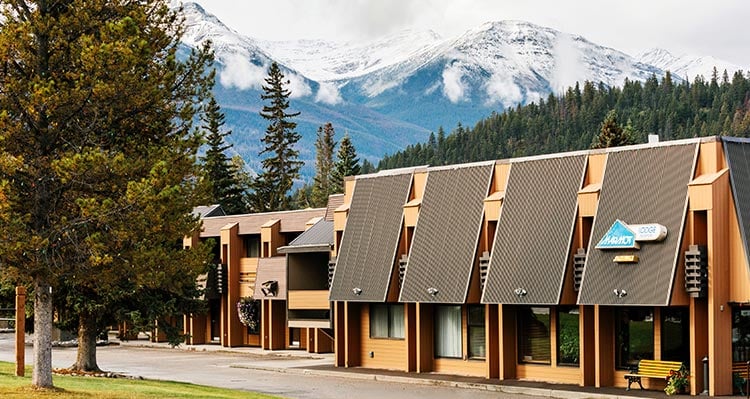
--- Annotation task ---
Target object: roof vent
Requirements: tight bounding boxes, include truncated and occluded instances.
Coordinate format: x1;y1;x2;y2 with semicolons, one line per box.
613;289;628;298
352;287;362;296
514;288;527;297
427;287;439;296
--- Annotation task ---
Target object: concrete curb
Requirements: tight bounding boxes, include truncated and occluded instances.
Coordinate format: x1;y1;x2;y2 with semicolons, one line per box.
229;363;648;399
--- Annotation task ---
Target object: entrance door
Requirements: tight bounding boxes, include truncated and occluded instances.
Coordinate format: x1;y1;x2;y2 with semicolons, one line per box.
209;298;221;342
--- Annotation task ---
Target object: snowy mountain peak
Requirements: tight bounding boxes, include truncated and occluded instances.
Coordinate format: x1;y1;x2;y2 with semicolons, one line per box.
637;47;746;81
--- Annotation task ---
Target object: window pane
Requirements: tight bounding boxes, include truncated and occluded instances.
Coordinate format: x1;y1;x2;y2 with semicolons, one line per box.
370;304;389;338
389;304;405;339
557;307;579;365
616;308;653;369
733;307;750;362
661;307;689;365
435;305;462;358
468;305;485;359
245;236;260;258
518;307;551;364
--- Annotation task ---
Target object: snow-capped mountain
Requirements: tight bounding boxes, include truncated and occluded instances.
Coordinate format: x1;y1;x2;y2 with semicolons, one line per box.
177;2;746;178
637;48;746;81
259;29;444;82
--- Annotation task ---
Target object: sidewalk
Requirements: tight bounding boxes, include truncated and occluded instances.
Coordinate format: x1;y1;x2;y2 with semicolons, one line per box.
116;338;687;399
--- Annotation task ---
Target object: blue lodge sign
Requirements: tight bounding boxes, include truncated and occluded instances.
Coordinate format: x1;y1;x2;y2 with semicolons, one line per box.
596;219;638;249
595;219;668;250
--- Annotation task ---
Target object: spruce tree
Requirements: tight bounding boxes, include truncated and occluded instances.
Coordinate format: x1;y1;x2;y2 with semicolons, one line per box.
310;122;337;207
251;62;302;212
200;97;247;214
331;133;361;193
591;110;636;149
0;0;214;383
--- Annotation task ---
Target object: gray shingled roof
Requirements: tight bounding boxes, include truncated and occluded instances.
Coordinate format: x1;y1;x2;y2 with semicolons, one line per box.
192;204;225;218
329;172;413;302
482;154;586;305
577;143;697;306
723;137;750;274
400;163;494;303
199;208;326;237
278;220;334;253
253;257;287;300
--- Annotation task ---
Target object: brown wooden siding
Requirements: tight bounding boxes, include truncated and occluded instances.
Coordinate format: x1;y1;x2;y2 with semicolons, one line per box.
359;305;408;370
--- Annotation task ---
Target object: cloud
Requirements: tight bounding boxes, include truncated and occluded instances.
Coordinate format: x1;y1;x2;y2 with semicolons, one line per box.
484;69;522;106
286;72;312;99
551;33;582;93
218;53;267;90
525;91;543;105
442;63;467;103
315;82;343;105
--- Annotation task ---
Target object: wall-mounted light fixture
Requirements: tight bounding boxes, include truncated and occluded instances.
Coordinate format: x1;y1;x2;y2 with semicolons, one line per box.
514;288;527;297
613;289;628;298
427;287;439;296
352;287;362;296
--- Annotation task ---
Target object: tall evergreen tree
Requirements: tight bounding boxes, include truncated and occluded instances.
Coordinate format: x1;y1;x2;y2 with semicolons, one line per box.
591;110;636;148
310;122;337;207
200;97;247;214
331;133;361;193
0;0;214;384
250;62;302;212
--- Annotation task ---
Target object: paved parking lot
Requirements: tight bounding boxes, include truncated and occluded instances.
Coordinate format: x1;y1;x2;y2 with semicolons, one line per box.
0;333;680;399
0;333;528;399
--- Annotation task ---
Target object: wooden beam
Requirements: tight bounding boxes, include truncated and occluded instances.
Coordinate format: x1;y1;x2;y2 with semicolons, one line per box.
15;286;26;377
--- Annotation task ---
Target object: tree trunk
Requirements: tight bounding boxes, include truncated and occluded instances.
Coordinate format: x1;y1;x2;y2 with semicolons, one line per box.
32;279;53;388
71;311;100;371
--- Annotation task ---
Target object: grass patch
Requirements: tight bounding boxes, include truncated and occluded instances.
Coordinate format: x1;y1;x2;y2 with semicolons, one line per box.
0;362;281;399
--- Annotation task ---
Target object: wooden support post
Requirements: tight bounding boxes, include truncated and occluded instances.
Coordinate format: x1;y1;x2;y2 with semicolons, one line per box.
15;286;26;377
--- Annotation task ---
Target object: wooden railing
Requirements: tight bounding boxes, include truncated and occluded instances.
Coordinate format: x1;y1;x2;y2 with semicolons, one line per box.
288;290;330;310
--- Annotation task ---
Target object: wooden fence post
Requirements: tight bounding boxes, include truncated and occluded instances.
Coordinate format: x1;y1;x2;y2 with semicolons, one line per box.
15;286;25;377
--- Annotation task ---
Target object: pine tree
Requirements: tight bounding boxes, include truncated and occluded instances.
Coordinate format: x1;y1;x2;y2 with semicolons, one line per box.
0;0;214;384
331;133;361;193
591;110;636;149
310;122;337;207
200;97;247;214
250;62;302;212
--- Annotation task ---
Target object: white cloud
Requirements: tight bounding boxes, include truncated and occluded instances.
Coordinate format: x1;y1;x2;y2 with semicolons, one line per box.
484;69;522;106
286;72;312;99
218;53;267;90
315;82;343;105
442;63;467;103
551;33;582;93
525;91;542;105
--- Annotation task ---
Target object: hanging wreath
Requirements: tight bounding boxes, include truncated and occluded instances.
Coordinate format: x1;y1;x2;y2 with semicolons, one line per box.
237;297;260;332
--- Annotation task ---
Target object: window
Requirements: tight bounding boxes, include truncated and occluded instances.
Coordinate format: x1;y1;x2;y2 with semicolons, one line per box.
518;306;551;364
557;307;580;366
733;307;750;362
435;305;462;358
661;307;689;365
370;304;404;339
245;235;260;258
468;305;486;359
616;308;653;369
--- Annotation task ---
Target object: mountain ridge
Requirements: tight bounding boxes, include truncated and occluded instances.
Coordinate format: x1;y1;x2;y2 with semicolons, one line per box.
179;1;747;179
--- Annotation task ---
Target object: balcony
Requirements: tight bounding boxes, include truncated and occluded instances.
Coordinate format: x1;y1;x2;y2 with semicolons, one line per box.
288;290;330;310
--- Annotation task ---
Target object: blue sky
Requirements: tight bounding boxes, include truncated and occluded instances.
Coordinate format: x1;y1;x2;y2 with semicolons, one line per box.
194;0;749;66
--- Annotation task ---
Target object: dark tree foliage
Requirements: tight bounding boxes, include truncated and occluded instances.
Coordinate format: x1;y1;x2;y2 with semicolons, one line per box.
200;97;248;214
251;62;303;212
331;134;361;193
0;0;214;382
378;71;750;169
310;122;337;207
591;110;636;148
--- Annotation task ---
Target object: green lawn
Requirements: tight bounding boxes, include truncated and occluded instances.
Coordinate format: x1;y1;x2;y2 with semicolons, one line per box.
0;362;282;399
